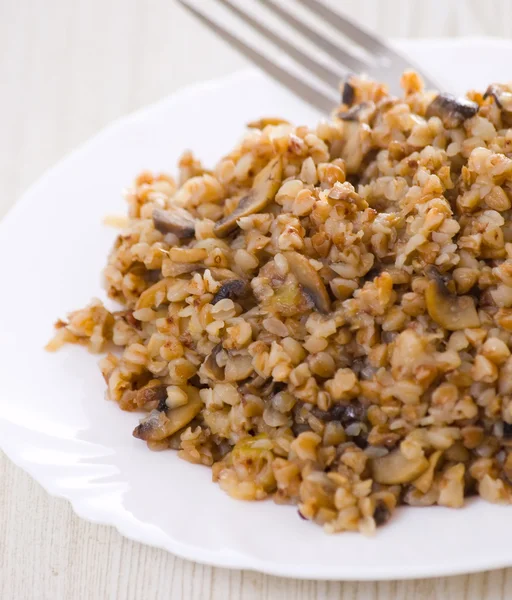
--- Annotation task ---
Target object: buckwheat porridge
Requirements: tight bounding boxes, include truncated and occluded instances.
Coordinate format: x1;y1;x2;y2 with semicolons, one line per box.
49;71;512;534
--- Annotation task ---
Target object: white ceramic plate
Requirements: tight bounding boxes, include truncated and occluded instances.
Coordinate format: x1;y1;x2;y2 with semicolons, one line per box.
2;38;512;581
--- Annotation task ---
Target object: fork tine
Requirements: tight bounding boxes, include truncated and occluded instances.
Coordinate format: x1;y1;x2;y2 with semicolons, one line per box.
177;0;337;113
259;0;367;74
295;0;391;57
215;0;341;90
295;0;440;90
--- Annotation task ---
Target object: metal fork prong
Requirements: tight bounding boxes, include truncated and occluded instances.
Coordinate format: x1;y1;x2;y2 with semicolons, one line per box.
177;0;337;113
295;0;440;91
216;0;341;90
295;0;391;58
260;0;367;74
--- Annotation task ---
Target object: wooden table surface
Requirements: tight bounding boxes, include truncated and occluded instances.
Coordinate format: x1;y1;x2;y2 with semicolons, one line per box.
2;1;512;598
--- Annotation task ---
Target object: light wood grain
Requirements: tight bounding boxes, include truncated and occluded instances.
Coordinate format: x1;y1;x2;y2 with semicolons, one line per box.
2;1;512;598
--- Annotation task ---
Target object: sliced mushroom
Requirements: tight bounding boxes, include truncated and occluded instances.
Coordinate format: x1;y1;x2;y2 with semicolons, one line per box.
152;207;196;238
484;84;512;111
372;449;429;485
132;410;164;442
313;401;366;425
425;93;478;128
212;279;249;305
284;251;331;314
201;343;225;382
166;386;202;431
425;278;480;331
239;375;286;398
136;383;168;411
133;386;202;441
247;117;290;129
200;344;254;383
484;84;505;108
341;79;355;106
337;101;375;123
239;374;268;395
373;500;391;526
214;156;282;238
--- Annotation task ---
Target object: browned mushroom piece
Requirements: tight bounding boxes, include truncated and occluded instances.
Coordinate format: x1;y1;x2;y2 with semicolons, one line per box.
201;343;225;382
132;410;164;441
425;275;480;331
484;84;512;111
372;449;429;485
152;207;196;238
312;401;365;424
425;93;478;128
213;156;283;238
337;101;375;123
341;79;355;106
240;374;283;397
239;373;268;394
135;383;168;411
200;344;254;384
133;387;202;442
284;251;331;314
165;386;202;429
373;500;391;526
212;279;249;305
247;117;291;129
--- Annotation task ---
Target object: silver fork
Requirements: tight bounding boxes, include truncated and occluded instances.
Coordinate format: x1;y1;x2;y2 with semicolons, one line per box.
177;0;439;113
